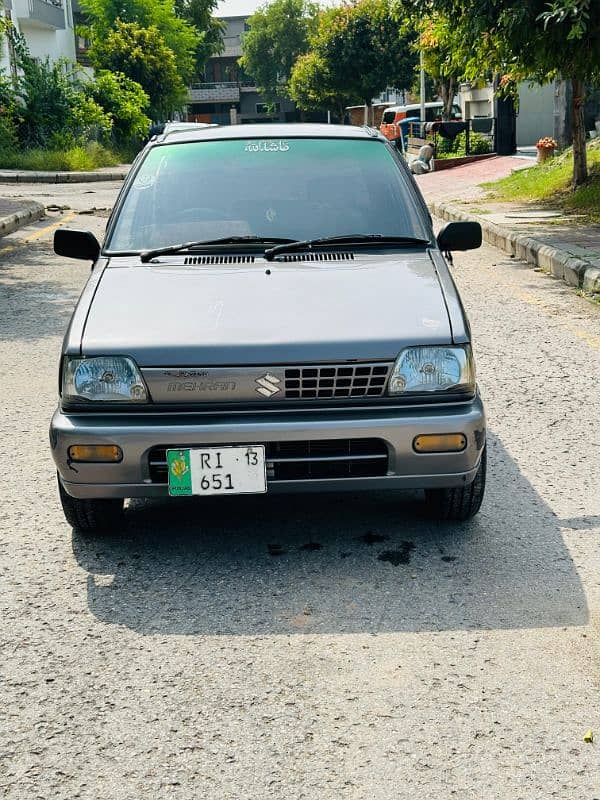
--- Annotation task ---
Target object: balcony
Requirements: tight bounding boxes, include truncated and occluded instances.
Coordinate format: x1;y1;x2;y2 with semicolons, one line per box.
188;82;241;103
23;0;66;29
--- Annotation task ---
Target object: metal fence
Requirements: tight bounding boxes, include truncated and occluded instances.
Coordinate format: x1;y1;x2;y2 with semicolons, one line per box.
406;118;497;157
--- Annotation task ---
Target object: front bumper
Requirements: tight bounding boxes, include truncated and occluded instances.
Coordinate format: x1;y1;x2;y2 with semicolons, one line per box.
51;397;486;499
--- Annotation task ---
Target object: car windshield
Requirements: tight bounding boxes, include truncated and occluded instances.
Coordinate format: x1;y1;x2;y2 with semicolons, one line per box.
106;136;430;253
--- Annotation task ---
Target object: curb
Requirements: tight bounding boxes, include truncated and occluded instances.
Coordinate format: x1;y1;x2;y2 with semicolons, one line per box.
0;169;129;184
0;201;45;238
431;153;498;172
430;200;600;294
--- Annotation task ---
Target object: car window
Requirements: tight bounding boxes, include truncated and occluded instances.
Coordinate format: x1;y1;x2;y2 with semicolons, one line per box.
382;110;396;124
425;105;443;121
107;137;429;252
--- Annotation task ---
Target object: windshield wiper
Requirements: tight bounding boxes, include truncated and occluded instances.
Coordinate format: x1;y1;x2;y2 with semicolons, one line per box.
140;236;296;263
264;234;430;261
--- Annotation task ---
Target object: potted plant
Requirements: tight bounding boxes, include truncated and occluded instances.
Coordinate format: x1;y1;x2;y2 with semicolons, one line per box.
536;136;558;164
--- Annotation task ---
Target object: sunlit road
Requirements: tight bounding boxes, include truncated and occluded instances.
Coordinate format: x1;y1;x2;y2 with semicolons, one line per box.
1;183;599;798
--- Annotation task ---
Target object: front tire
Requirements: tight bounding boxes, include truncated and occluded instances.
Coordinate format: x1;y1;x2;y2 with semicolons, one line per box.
424;447;486;521
58;476;124;533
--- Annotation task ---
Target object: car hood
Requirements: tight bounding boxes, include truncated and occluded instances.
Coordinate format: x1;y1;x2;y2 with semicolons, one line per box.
81;253;453;365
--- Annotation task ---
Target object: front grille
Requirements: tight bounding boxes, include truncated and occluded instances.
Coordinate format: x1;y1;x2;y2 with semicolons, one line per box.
284;363;391;399
148;438;388;484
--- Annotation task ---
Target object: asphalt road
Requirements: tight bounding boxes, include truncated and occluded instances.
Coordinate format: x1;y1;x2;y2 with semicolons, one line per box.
1;183;599;799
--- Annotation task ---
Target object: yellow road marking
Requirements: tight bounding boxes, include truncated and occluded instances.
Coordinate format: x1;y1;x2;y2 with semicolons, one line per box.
0;211;76;257
571;328;600;349
499;284;600;351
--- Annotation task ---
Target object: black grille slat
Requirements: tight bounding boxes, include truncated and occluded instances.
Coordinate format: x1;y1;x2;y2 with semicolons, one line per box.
276;252;354;262
183;255;255;265
283;363;391;399
148;438;388;483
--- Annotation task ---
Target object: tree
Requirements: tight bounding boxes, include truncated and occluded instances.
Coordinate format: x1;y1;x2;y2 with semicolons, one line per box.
80;0;199;84
84;71;151;144
0;18;111;148
173;0;225;80
0;72;20;153
408;0;600;185
289;51;360;119
309;0;417;124
239;0;319;101
415;14;463;120
88;20;187;119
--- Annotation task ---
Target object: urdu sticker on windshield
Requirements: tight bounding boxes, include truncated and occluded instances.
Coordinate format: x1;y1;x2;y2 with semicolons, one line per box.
244;140;290;153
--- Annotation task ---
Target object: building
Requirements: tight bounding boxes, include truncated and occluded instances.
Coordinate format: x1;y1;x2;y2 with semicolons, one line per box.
0;0;76;73
460;79;600;148
187;15;298;125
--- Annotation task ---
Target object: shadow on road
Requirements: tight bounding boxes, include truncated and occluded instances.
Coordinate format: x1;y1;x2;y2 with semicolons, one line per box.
0;241;79;341
71;431;588;635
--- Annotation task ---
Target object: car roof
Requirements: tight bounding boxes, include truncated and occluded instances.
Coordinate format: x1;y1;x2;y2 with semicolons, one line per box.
162;121;218;133
155;123;384;145
384;102;444;114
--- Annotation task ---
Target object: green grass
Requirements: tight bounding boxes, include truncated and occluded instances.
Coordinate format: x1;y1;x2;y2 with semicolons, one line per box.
0;142;121;172
481;141;600;223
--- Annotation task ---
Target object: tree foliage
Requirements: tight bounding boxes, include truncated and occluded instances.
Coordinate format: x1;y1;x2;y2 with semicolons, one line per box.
0;18;111;148
407;0;600;183
84;70;151;144
174;0;225;79
413;13;463;120
289;51;360;118
88;20;187;119
0;73;20;153
80;0;199;83
307;0;417;120
239;0;319;101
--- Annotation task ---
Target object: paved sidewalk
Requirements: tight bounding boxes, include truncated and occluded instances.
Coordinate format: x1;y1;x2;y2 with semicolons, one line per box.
416;157;600;294
0;164;130;184
416;156;532;204
0;197;45;238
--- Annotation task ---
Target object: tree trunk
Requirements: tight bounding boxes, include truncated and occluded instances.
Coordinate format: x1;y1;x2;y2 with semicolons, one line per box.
364;100;371;126
553;79;571;149
440;76;455;121
571;77;587;188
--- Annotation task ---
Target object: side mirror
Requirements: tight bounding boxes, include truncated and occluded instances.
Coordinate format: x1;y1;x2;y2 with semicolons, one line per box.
54;229;101;261
437;221;482;252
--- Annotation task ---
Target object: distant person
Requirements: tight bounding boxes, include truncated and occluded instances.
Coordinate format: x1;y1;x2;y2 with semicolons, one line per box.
411;142;435;174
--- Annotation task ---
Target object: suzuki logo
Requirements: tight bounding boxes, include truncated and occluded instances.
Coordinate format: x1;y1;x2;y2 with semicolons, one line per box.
255;373;281;397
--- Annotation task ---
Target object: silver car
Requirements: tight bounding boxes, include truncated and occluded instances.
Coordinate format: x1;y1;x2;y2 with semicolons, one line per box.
50;124;486;533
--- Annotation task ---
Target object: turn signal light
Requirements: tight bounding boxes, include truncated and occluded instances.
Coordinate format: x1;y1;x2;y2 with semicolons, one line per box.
68;444;123;463
413;434;467;453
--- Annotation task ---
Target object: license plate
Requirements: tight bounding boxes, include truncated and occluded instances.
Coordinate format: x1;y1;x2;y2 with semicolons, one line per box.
166;446;266;497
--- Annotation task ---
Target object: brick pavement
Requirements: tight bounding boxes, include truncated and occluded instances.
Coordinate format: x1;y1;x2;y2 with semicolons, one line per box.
415;155;533;204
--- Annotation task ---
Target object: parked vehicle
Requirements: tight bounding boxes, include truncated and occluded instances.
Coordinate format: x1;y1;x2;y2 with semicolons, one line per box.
380;101;462;143
51;124;485;533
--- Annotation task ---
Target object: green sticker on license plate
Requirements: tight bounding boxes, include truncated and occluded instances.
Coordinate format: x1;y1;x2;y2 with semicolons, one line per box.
167;449;192;496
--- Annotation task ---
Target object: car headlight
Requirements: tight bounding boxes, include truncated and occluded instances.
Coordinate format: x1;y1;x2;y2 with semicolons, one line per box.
63;356;148;402
388;346;475;395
